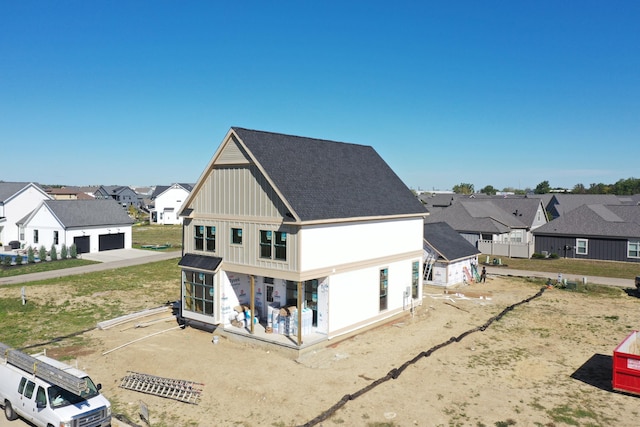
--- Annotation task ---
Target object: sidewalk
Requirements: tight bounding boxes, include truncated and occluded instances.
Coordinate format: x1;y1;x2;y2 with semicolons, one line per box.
0;249;181;286
485;266;635;289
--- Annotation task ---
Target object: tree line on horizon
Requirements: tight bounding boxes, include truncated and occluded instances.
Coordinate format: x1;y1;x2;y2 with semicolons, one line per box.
449;177;640;196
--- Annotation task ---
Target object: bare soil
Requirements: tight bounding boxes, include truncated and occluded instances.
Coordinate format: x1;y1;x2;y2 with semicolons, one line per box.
10;276;640;427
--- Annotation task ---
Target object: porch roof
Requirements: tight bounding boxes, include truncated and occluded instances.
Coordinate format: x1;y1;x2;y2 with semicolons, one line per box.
178;254;223;271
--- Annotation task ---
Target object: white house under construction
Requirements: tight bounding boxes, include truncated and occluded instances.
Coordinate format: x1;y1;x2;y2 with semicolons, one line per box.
177;127;427;351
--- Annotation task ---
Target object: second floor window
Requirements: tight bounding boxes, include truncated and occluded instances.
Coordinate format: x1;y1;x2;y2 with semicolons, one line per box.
53;231;59;245
232;228;242;245
195;226;204;251
206;226;216;252
34;229;39;244
260;231;272;258
274;232;287;260
259;230;287;261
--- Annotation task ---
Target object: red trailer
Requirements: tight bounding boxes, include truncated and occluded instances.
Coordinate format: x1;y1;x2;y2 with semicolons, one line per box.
613;330;640;395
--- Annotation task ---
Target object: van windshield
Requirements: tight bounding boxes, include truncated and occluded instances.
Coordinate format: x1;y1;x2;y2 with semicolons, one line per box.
47;377;99;408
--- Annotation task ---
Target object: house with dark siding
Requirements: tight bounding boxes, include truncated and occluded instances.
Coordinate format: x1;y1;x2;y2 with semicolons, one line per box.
533;204;640;262
424;197;547;258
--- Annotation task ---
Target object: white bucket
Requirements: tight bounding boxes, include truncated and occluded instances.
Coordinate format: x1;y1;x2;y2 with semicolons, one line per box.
212;335;219;344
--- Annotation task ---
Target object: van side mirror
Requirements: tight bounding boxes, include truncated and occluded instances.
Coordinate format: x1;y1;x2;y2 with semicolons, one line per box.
96;383;102;391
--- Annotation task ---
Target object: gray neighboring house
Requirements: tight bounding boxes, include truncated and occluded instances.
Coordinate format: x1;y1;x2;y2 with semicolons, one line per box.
423;221;481;287
94;185;141;208
533;204;640;262
424;197;547;258
19;199;134;254
545;194;622;219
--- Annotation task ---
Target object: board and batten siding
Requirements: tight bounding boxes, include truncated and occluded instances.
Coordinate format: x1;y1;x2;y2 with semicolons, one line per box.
183;218;300;272
184;138;300;272
190;165;289;219
534;235;640;263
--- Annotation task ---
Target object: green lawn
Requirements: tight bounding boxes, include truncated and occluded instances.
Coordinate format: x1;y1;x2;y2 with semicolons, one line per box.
0;259;180;349
131;223;182;249
482;254;640;280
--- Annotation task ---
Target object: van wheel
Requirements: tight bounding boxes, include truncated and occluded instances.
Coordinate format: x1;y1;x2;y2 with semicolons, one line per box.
4;400;17;421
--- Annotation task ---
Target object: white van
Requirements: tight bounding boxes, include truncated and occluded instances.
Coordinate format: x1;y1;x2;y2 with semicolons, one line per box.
0;343;111;427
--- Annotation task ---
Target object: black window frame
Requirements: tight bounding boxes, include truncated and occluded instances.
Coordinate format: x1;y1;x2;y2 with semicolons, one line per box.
194;225;204;251
205;226;216;252
231;228;243;245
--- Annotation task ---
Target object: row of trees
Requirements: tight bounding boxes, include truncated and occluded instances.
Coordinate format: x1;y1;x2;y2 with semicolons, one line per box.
450;177;640;195
2;244;78;267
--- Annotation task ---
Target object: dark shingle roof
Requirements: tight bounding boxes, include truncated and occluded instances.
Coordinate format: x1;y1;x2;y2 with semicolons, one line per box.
0;182;46;202
42;199;134;228
424;200;526;234
547;194;622;217
424;221;480;261
533;204;640;238
179;254;223;271
232;127;427;222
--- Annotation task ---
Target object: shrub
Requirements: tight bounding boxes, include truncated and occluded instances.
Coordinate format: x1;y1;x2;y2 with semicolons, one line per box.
531;253;545;259
15;253;23;265
50;244;58;261
2;256;11;268
549;253;560;259
39;245;47;261
70;243;78;259
27;246;36;263
60;244;68;260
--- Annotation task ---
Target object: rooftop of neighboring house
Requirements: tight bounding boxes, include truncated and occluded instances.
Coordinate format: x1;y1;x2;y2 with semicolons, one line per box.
20;199;135;228
424;221;480;261
424;199;529;234
0;181;48;202
533;204;640;238
151;183;194;199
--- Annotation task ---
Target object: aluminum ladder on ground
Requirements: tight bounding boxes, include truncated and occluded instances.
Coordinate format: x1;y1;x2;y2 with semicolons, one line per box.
119;371;203;404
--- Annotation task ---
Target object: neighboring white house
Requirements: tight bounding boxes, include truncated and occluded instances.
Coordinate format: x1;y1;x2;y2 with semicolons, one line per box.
423;221;481;287
150;183;193;225
19;199;134;254
177;127;428;351
0;182;52;248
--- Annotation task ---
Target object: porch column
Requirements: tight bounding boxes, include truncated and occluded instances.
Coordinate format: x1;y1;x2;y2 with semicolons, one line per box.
250;275;255;334
297;281;303;345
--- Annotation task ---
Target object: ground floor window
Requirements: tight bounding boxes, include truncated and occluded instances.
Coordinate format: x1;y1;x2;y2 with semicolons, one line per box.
628;241;640;258
576;239;588;255
411;261;419;299
183;269;215;316
380;268;388;311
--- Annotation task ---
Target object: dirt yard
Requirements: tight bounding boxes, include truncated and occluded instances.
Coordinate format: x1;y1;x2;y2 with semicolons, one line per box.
13;275;640;426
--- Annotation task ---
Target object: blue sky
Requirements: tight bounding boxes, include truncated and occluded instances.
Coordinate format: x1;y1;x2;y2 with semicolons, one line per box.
2;1;638;191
